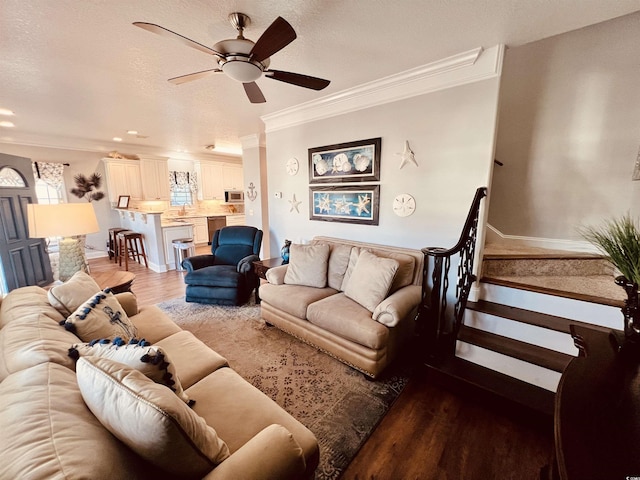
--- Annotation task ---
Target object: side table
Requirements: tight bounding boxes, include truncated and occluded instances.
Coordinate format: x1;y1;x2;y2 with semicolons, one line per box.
252;257;284;303
90;271;136;294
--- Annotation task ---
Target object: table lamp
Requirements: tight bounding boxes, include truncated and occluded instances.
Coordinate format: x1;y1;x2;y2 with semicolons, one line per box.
27;203;100;281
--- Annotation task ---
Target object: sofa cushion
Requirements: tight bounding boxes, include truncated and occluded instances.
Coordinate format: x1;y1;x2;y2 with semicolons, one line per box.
155;330;229;389
63;290;138;342
307;293;389;349
48;271;101;316
0;362;155;479
0;286;63;328
76;356;230;477
259;283;337;319
343;250;399;312
327;243;353;290
284;243;330;288
69;338;192;404
186;367;319;475
0;312;79;381
340;247;361;290
129;305;183;344
382;251;416;293
185;264;241;287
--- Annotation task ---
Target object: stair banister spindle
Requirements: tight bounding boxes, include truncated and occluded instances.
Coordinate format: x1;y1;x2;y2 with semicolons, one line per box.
417;187;487;361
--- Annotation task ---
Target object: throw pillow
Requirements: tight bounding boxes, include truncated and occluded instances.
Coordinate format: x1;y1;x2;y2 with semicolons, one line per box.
76;356;230;477
68;337;192;405
63;290;138;342
327;243;353;290
343;250;399;312
48;271;101;316
284;243;330;288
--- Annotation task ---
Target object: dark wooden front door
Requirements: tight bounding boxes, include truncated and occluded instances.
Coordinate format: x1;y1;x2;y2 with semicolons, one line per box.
0;153;53;292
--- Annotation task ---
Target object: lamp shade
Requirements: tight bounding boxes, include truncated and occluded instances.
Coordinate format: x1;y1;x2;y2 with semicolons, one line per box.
27;203;100;238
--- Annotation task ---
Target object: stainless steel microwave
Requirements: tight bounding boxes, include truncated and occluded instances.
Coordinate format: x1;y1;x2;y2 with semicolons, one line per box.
224;190;244;203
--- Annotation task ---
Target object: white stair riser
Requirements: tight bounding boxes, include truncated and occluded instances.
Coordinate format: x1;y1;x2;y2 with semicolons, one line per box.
455;341;562;392
480;283;621;329
464;310;579;356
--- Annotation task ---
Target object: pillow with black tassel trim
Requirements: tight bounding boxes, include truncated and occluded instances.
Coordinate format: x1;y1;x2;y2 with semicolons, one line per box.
62;289;138;342
68;337;193;405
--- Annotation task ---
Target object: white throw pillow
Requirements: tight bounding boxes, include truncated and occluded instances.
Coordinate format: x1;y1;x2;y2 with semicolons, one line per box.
343;250;399;312
76;356;230;477
48;271;101;316
63;290;138;342
284;243;330;288
69;338;192;405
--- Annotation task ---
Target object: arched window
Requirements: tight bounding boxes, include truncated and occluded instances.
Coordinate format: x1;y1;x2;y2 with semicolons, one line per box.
0;167;26;187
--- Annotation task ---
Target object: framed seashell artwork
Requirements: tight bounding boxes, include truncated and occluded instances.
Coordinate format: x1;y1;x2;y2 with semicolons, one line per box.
309;184;380;225
308;137;381;183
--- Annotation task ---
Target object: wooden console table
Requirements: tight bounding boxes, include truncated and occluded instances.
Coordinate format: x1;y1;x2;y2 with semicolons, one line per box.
252;257;284;303
91;271;136;294
554;325;640;479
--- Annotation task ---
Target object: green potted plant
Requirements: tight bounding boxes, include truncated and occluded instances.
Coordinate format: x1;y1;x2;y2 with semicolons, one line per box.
581;214;640;352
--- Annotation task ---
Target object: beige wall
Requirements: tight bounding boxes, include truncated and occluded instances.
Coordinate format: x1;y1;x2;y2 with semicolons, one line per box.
264;78;501;257
489;11;640;241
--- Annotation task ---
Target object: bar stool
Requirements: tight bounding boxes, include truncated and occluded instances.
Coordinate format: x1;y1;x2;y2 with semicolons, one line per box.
117;230;148;271
108;227;128;263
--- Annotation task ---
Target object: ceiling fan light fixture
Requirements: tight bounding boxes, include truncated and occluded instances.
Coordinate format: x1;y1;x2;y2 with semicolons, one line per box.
221;58;263;82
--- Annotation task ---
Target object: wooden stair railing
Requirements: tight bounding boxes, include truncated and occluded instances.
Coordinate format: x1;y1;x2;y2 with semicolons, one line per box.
415;186;487;361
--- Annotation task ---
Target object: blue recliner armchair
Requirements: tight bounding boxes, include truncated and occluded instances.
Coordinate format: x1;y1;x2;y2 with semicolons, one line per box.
181;226;263;305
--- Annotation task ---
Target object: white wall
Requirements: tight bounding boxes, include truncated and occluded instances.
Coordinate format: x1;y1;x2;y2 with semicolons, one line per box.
489;11;640;241
264;78;501;257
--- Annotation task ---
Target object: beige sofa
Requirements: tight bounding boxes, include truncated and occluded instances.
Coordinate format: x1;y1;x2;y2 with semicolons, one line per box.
0;275;319;479
259;236;423;379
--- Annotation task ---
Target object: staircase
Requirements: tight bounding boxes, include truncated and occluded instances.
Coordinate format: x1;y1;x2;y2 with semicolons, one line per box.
428;244;624;416
416;188;627;416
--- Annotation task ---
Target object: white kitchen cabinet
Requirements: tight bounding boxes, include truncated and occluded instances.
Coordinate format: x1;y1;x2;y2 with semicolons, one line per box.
222;164;244;190
140;157;170;201
162;225;194;270
196;161;224;200
225;215;245;226
192;217;208;244
103;159;143;203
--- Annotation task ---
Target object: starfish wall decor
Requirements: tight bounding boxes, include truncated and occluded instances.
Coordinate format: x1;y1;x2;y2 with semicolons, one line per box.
396;141;419;169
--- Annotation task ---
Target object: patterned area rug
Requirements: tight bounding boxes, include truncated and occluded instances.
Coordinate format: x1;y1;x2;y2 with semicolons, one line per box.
157;297;411;480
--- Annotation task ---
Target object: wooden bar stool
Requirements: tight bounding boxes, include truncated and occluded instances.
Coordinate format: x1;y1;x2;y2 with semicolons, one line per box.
108;227;128;263
117;231;148;271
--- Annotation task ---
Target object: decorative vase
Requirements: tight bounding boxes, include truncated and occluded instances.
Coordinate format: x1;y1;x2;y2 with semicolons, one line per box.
614;275;640;356
281;239;291;264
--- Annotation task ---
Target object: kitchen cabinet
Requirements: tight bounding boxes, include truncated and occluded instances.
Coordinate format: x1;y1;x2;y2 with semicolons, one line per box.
192;217;208;244
222;164;244;190
140;157;170;201
225;215;245;226
103;159;143;203
196;161;224;200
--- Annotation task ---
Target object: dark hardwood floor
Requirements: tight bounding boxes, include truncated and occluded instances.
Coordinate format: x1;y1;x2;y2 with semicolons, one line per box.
88;254;554;480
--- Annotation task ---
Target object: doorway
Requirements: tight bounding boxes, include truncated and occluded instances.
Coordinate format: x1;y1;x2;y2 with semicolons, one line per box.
0;153;53;293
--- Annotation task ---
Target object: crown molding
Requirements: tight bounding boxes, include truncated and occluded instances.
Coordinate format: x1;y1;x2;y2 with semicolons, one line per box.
240;133;265;150
262;45;504;133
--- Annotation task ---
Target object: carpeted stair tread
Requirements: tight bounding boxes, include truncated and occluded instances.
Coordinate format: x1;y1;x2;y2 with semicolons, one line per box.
424;356;555;416
481;274;625;307
466;300;613;334
458;325;573;373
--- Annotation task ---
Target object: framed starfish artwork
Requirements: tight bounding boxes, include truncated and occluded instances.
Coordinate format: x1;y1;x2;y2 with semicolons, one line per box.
309;185;380;225
308;137;381;183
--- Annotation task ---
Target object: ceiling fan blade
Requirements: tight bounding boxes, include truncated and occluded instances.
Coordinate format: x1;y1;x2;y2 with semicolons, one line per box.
168;69;222;85
265;70;330;90
249;17;297;63
243;82;266;103
133;22;223;56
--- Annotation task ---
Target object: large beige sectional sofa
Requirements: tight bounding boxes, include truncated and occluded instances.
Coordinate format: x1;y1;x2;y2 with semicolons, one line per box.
259;236;424;379
0;273;319;479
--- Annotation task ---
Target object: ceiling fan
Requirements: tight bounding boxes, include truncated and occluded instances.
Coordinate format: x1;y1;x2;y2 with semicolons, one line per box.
133;12;331;104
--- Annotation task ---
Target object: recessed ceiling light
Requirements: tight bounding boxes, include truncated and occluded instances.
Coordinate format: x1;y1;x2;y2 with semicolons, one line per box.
113;137;123;142
0;108;14;116
0;121;15;128
126;130;138;135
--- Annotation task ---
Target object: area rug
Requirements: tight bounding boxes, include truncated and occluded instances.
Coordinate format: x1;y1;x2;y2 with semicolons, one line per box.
157;297;411;480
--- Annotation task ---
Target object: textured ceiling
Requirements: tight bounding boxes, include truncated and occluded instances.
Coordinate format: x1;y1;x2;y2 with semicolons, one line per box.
1;0;638;157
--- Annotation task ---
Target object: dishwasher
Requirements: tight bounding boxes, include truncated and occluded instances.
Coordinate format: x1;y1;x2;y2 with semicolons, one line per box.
207;216;227;244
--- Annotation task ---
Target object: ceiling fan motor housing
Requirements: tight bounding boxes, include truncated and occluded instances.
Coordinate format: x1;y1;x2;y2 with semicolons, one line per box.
213;37;269;83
